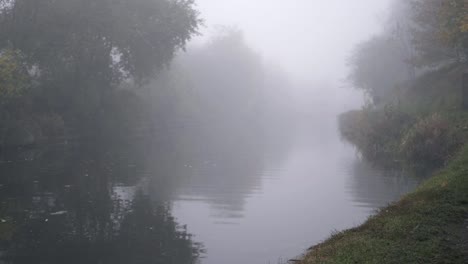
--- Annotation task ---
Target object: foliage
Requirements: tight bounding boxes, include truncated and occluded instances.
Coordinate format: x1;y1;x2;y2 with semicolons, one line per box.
0;0;200;117
397;64;463;115
348;0;468;105
339;106;465;168
347;36;412;104
0;49;31;147
339;104;414;162
0;0;201;146
300;144;468;264
343;0;468;168
331;2;468;262
1;0;200;83
0;49;67;147
407;0;461;67
438;0;468;48
0;49;29;102
435;0;468;69
403;0;468;66
400;113;462;167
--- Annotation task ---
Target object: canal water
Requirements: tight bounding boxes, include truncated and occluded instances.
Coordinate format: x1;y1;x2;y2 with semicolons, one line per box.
0;116;421;264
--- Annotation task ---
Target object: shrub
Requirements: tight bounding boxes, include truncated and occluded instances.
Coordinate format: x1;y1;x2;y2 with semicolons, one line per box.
0;49;29;102
339;104;414;161
400;113;462;167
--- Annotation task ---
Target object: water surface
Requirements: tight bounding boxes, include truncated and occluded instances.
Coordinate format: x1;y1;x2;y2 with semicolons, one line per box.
0;119;421;264
170;122;420;263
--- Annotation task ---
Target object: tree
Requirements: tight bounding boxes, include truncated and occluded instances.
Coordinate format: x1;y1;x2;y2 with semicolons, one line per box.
149;27;267;123
348;36;412;104
0;0;200;115
438;0;468;57
409;0;467;67
385;0;417;77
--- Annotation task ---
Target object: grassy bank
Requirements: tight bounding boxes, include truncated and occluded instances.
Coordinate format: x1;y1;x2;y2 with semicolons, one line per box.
298;143;468;263
296;63;468;263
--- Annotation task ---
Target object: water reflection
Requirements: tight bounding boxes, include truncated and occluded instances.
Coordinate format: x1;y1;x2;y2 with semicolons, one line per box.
0;121;424;264
170;123;423;264
155;122;294;220
345;157;422;210
0;142;202;264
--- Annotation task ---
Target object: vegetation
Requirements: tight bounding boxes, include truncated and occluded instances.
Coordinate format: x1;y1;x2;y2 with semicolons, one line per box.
0;2;295;263
340;0;468;168
0;1;202;261
316;0;468;262
300;144;468;264
347;36;412;104
0;49;29;100
399;113;462;167
339;105;414;164
0;0;201;147
2;0;468;262
338;94;467;167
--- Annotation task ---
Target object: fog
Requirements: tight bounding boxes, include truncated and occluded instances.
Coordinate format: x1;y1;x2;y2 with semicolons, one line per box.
155;0;395;123
195;0;392;99
153;0;396;129
0;1;427;264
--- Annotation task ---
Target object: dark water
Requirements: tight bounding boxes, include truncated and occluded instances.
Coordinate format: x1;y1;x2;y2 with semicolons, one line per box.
0;119;421;264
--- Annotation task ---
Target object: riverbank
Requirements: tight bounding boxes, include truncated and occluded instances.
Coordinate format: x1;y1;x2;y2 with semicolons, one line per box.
297;143;468;263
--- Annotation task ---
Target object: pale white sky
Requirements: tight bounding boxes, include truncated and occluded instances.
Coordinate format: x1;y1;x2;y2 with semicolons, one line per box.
194;0;392;82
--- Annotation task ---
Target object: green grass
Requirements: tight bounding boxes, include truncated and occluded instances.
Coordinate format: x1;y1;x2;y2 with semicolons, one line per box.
300;144;468;264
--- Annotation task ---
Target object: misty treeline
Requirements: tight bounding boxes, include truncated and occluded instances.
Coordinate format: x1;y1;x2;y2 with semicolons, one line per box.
348;0;468;104
146;28;293;140
341;0;468;167
0;0;293;149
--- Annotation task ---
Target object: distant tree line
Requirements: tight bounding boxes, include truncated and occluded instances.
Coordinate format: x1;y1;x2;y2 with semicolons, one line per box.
146;27;294;139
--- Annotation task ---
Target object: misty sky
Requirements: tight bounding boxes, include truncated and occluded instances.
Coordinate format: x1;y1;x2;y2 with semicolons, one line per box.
195;0;392;83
